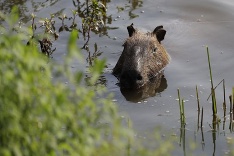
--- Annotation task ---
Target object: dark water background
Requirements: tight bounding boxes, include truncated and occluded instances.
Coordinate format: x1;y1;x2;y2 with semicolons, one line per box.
2;0;234;155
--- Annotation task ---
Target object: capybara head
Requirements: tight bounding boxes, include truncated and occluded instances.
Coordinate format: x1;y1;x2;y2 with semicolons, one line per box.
113;23;170;89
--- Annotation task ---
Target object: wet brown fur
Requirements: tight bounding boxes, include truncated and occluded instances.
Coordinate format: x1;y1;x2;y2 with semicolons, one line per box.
113;25;170;88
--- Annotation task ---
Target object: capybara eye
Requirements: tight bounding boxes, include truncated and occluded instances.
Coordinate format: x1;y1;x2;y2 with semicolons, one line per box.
153;48;157;53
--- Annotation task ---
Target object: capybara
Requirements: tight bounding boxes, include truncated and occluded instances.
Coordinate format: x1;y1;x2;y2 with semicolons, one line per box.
113;23;170;89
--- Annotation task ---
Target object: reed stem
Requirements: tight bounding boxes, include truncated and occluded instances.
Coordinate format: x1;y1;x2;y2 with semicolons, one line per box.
207;47;217;116
177;89;185;124
182;99;185;123
196;85;200;111
178;89;182;123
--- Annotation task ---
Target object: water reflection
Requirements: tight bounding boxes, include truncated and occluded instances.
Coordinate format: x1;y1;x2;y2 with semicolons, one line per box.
85;74;107;87
0;0;28;21
85;43;103;66
201;107;205;151
120;73;167;102
229;95;234;132
117;0;143;19
74;0;115;48
179;123;186;156
211;115;217;156
127;0;143;19
0;0;61;23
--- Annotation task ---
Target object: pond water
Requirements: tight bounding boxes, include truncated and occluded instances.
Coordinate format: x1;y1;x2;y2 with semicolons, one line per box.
2;0;234;155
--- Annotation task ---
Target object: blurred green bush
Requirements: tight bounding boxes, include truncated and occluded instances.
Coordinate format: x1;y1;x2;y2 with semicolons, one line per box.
0;6;173;156
0;7;132;156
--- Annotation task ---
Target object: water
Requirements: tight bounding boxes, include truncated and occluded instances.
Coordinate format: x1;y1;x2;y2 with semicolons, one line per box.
2;0;234;155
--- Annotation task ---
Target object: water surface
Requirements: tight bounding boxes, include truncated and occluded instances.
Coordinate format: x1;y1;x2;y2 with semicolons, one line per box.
2;0;234;155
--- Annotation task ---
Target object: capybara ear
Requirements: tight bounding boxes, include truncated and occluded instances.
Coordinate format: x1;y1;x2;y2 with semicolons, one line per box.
153;25;163;32
153;26;166;43
127;23;135;37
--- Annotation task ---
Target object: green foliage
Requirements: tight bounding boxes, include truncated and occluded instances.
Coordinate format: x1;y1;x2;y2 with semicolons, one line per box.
81;0;106;33
0;7;174;156
0;8;131;156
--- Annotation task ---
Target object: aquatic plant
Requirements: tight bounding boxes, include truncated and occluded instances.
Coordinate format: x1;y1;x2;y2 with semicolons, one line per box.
27;12;57;57
177;89;186;124
75;0;107;48
206;47;217;116
175;47;234;154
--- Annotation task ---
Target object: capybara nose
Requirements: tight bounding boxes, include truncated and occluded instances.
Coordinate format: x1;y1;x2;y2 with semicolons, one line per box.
120;70;144;89
136;74;143;81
